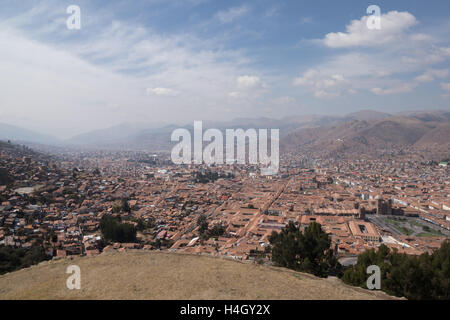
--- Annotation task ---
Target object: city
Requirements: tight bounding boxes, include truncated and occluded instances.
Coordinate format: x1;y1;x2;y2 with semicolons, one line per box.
1;141;448;262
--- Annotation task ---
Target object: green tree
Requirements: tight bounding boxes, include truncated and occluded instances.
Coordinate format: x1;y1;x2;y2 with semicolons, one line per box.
208;223;226;238
100;215;137;243
342;241;450;300
0;246;49;275
197;214;209;239
269;221;341;277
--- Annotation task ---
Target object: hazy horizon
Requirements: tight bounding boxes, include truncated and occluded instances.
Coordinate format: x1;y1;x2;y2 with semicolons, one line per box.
1;0;450;138
3;107;450;142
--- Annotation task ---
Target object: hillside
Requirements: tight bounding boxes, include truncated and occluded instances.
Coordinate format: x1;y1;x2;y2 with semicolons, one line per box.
0;123;59;145
0;251;397;300
346;110;391;121
281;113;450;158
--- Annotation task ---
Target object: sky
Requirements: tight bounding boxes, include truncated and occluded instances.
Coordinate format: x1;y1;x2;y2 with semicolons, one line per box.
0;0;450;138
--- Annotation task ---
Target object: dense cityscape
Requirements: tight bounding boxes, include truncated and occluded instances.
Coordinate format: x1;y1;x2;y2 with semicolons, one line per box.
1;141;448;265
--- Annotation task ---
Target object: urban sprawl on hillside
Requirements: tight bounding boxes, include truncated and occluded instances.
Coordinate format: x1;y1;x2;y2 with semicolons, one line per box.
1;142;449;265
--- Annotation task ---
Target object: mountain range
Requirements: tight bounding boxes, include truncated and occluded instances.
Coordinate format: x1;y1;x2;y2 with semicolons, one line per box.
282;110;450;157
0;123;60;145
1;110;449;157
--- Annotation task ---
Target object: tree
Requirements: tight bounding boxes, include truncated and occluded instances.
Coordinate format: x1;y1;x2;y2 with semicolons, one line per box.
100;215;137;243
342;241;450;300
0;246;50;275
197;214;209;238
269;221;340;277
209;223;226;238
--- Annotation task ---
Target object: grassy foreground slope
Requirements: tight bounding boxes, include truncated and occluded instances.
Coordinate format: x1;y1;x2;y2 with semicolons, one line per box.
0;251;397;300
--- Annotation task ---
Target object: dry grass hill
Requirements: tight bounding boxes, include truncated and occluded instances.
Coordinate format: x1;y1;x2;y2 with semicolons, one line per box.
0;251;398;300
281;112;450;158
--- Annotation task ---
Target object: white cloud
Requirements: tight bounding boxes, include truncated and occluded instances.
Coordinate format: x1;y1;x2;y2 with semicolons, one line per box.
237;75;263;89
415;69;450;83
322;11;417;48
272;96;294;104
292;69;319;86
371;84;415;95
293;69;349;98
410;33;433;42
146;87;179;97
228;75;267;99
298;10;450;99
215;5;249;23
228;91;242;98
0;4;265;137
441;82;450;91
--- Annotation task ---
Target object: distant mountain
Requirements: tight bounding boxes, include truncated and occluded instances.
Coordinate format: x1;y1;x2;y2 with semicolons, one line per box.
0;123;59;145
414;123;450;148
56;110;450;155
282;110;450;158
400;110;450;123
115;124;182;151
66;123;153;146
345;110;391;121
5;109;447;156
82;116;345;151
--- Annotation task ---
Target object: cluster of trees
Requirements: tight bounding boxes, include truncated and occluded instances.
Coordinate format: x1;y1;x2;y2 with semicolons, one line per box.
342;242;450;300
269;222;341;278
197;214;226;240
0;246;50;275
193;171;234;183
269;222;450;299
100;215;137;243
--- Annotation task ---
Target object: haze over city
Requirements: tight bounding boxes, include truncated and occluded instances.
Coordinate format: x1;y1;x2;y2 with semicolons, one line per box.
1;0;450;138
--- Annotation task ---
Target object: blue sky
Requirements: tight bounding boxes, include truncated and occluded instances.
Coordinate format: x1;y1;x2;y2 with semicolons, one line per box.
0;0;450;137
